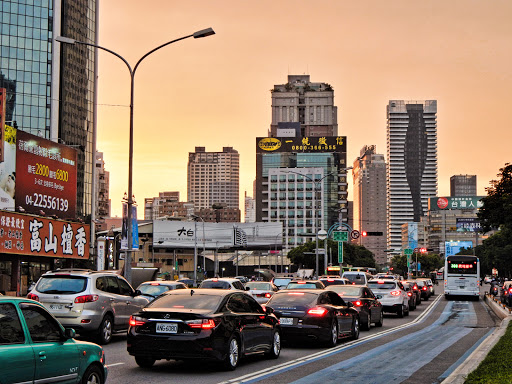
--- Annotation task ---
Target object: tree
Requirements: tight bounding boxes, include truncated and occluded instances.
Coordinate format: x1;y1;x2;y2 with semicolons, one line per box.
475;226;512;278
478;163;512;232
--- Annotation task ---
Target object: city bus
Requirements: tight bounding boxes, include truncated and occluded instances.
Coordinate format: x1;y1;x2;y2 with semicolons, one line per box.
444;255;480;299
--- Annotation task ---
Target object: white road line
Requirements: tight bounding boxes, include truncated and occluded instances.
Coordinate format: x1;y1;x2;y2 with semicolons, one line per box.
107;363;125;367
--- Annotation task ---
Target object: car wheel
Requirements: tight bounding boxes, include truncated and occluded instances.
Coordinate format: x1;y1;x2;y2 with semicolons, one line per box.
397;305;404;318
135;356;155;368
223;335;240;371
96;315;113;345
265;330;281;359
326;319;338;347
375;310;384;327
351;317;360;340
82;365;104;384
404;303;410;316
362;312;371;331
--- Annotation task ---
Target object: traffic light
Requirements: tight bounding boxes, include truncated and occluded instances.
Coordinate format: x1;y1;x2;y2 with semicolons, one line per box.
364;231;383;236
420;248;427;253
361;231;367;237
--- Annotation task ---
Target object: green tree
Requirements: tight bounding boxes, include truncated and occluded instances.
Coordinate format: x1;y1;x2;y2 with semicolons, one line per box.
417;253;444;274
390;255;407;276
476;226;512;278
478;163;512;232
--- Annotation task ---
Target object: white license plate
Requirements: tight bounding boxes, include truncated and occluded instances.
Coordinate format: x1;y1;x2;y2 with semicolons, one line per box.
280;317;294;325
49;304;64;310
156;323;178;333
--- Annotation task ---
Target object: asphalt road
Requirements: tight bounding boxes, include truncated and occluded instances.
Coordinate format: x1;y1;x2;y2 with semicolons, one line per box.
101;286;500;384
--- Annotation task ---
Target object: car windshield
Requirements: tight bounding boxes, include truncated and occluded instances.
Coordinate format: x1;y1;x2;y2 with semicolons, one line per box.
368;282;397;290
149;293;222;310
328;286;363;296
200;281;231;289
36;276;87;294
343;274;366;284
245;282;271;290
267;292;318;306
138;284;170;297
273;278;292;286
320;279;346;286
286;283;319;289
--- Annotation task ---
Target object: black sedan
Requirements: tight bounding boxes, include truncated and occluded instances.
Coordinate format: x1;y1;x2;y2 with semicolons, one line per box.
327;285;384;330
265;290;359;347
127;289;281;371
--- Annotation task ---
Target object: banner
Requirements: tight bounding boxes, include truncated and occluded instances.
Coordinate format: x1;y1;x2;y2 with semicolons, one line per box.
456;218;482;232
428;196;484;211
121;202;138;250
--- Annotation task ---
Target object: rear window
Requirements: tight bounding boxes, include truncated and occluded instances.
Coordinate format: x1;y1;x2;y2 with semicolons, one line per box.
138;284;170;297
320;279;346;286
149;293;221;310
286;283;319;289
273;278;292;286
328;286;363;296
200;281;231;289
342;273;367;284
367;282;397;290
36;276;87;294
245;282;271;290
267;292;318;306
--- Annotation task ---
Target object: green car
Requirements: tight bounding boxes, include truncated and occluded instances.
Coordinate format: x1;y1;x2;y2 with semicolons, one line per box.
0;296;108;384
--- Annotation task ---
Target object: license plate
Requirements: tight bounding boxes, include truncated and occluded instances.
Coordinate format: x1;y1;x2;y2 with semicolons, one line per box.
280;317;294;325
49;304;64;310
156;323;178;333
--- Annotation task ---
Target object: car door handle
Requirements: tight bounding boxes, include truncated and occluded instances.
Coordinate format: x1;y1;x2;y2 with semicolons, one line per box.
39;351;47;360
109;298;115;301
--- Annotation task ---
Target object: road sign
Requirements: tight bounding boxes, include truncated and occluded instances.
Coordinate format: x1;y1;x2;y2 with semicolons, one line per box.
338;242;343;263
333;231;349;242
404;248;413;255
350;230;360;239
414;248;419;253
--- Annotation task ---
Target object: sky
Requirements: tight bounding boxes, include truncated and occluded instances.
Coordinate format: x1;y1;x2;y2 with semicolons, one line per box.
96;0;512;219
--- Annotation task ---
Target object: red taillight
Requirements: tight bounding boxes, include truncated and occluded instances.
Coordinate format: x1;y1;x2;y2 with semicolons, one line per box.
265;293;272;298
150;283;160;286
129;316;146;327
186;319;218;329
508;288;512;294
307;307;328;316
390;290;401;296
27;293;39;301
353;301;362;306
407;292;412;297
74;295;99;303
422;287;427;291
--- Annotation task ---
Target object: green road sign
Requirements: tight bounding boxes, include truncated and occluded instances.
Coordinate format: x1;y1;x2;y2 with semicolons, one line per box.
404;248;413;255
333;231;349;242
338;242;343;264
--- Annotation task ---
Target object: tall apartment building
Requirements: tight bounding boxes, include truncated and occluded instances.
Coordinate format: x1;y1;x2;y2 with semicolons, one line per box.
386;100;438;255
450;175;477;196
244;191;256;223
352;145;387;265
95;151;110;231
0;0;98;219
270;75;337;137
187;147;240;212
144;192;194;220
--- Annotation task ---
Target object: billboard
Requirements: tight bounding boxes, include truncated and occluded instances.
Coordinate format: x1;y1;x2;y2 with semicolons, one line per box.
0;210;89;259
153;221;283;249
456;218;482;232
428;196;484;211
256;136;346;153
444;240;473;257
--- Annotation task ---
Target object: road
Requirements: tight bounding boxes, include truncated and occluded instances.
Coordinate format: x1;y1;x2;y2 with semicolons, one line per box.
101;285;499;384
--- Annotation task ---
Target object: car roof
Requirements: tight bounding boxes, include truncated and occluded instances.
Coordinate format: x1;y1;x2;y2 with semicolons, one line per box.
202;278;240;283
163;288;244;297
139;281;186;286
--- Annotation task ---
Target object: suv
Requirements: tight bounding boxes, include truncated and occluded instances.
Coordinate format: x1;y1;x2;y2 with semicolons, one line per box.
198;278;246;290
27;269;149;344
367;279;410;318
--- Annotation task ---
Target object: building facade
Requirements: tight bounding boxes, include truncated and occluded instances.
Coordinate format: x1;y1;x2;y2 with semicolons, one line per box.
95;151;110;231
352;145;387;265
386;100;438;256
244;191;256;223
144;192;194;220
187;146;240;212
450;175;477;197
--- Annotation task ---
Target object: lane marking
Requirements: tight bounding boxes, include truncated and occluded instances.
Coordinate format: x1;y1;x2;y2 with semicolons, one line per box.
107;363;125;367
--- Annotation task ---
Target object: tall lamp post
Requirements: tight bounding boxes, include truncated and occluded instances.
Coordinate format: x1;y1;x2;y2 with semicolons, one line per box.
56;28;215;284
191;214;206;284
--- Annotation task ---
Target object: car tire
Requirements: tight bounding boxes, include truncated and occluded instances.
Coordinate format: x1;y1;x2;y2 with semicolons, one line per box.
404;303;410;316
362;312;371;331
135;356;156;368
82;364;104;384
375;310;384;327
96;315;113;345
326;320;338;347
222;335;240;371
397;305;404;318
265;330;281;359
351;317;360;340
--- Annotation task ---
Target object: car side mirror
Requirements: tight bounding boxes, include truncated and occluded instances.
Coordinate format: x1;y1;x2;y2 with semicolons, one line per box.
264;306;274;314
246;287;251;291
347;302;354;308
133;289;142;296
64;328;76;339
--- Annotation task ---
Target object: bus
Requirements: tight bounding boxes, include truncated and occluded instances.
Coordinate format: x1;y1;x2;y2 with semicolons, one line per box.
444;255;480;299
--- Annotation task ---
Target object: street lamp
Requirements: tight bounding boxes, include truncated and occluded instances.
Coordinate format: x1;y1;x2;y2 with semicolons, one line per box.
191;214;206;285
55;28;215;284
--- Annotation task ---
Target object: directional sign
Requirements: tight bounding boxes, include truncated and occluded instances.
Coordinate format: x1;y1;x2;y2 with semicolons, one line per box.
404;248;413;255
338;242;343;263
333;231;349;242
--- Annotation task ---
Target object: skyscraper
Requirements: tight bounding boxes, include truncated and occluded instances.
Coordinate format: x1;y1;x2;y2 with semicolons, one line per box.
187;146;240;212
450;175;477;196
95;151;110;231
0;0;98;219
352;145;387;265
386;100;438;255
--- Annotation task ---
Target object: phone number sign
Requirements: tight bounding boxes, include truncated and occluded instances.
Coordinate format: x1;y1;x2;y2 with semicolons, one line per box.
15;130;77;218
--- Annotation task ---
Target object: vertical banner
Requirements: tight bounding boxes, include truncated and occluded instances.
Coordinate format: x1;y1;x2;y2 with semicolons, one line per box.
131;204;139;250
97;238;106;270
0;88;5;162
121;202;138;250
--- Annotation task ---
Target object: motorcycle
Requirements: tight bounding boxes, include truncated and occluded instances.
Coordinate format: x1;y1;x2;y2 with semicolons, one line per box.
490;285;499;296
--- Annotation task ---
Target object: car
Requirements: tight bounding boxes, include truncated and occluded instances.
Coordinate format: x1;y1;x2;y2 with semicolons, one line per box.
265;289;359;346
484;275;493;284
272;276;295;290
137;281;188;301
235;276;249;284
27;268;150;344
327;285;383;330
127;289;281;370
373;274;399;280
178;278;195;288
199;278;247;290
367;279;410;318
285;280;326;289
319;277;350;287
403;280;422;306
245;281;279;303
418;278;436;296
400;281;417;311
415;279;431;300
341;271;373;285
0;296;108;383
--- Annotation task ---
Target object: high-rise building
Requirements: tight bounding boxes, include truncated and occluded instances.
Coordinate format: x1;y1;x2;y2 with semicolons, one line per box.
450;175;477;196
187;146;240;212
270;75;337;138
0;0;98;219
244;191;256;223
95;151;110;231
144;192;194;220
352;145;387;265
386;100;438;255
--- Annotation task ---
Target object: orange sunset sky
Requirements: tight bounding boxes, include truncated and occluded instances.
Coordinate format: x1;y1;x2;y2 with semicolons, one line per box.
95;1;512;219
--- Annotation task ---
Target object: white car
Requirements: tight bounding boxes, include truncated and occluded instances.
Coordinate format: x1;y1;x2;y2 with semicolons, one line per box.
367;279;410;318
244;281;279;303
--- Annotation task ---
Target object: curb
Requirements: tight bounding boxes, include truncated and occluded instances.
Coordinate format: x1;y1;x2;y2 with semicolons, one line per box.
441;294;511;384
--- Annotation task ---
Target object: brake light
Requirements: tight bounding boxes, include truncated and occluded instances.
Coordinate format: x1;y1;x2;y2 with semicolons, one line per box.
74;295;99;303
129;316;146;327
150;283;160;286
407;292;412;297
265;293;272;298
288;292;305;295
353;301;362;306
27;293;39;301
186;319;218;329
307;307;328;316
508;288;512;294
390;290;401;296
422;287;427;291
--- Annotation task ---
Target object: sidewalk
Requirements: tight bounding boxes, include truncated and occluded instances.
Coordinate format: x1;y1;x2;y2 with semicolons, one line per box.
441;294;511;384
